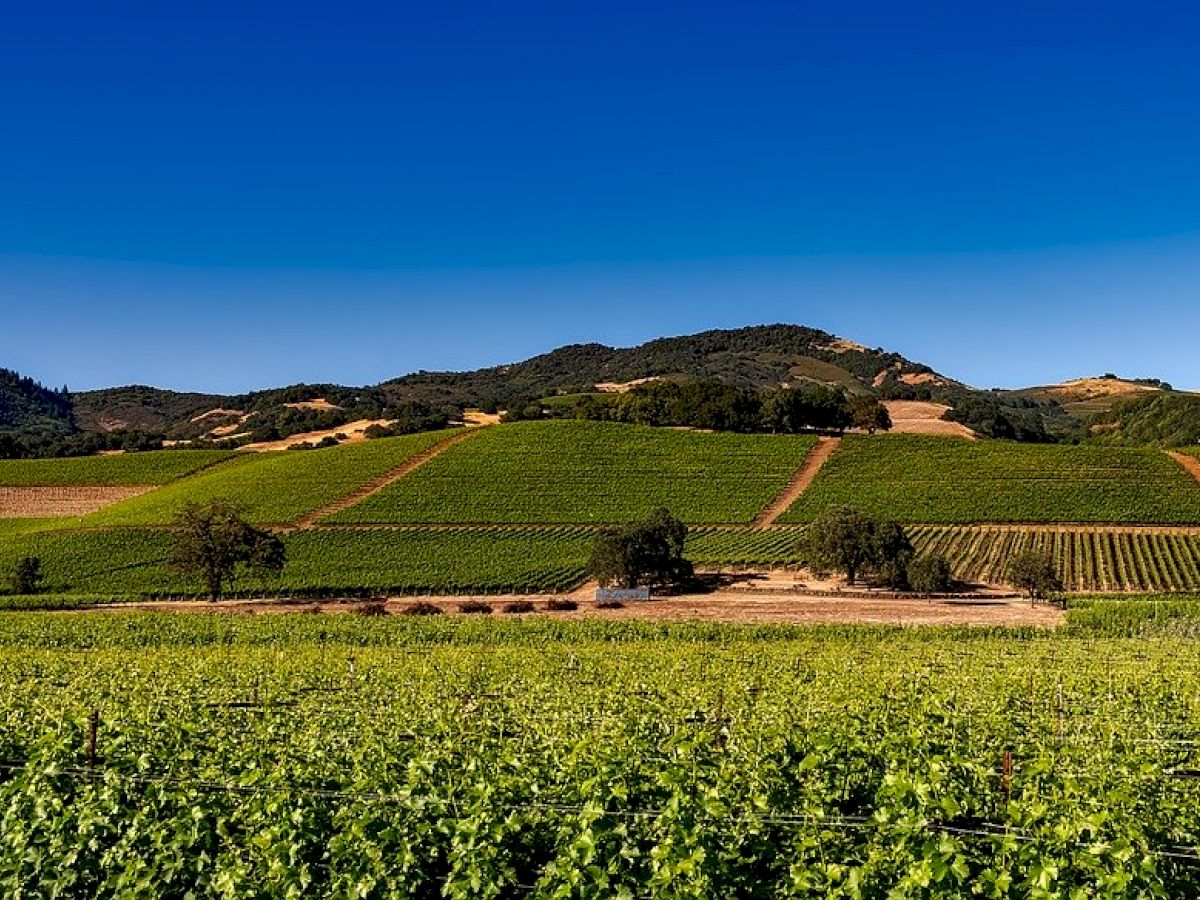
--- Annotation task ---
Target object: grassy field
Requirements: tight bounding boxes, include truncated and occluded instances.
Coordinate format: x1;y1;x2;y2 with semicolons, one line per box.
780;434;1200;524
1;615;1199;893
328;421;816;525
83;430;457;526
0;449;232;486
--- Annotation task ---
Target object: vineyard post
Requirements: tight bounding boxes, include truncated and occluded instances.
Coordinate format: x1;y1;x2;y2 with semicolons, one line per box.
1056;679;1064;747
1001;746;1012;800
87;709;99;778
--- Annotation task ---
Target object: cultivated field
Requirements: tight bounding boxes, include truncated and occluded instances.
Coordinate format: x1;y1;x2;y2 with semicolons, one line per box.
3;425;1200;600
327;421;816;524
912;525;1200;592
84;430;457;526
0;449;232;486
2;613;1200;894
780;434;1200;524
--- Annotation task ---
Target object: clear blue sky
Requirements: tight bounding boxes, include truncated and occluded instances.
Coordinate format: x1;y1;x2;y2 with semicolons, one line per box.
2;1;1199;393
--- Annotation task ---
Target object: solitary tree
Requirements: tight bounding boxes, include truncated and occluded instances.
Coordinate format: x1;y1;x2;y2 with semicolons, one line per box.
871;520;915;589
907;554;953;596
850;397;893;434
170;501;286;600
10;556;43;595
798;506;877;585
1007;549;1062;602
587;507;693;590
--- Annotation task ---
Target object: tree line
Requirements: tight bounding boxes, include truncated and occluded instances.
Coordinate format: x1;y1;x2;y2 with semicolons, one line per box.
531;380;892;435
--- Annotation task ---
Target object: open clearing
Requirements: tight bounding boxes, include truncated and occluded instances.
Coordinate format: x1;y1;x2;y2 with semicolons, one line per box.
882;400;977;438
238;418;394;451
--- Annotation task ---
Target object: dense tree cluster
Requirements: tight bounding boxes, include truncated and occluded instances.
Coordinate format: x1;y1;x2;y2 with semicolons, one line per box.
798;505;951;591
556;380;891;435
587;508;694;590
0;429;168;460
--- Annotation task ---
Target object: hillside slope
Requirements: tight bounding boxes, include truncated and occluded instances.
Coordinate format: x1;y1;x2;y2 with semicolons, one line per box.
5;324;1183;447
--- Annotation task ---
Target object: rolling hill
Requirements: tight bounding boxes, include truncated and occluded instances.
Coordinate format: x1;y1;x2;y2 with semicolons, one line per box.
3;325;1194;456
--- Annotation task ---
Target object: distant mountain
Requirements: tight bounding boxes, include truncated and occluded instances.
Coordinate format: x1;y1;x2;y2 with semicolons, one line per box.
1;324;1186;449
382;324;959;406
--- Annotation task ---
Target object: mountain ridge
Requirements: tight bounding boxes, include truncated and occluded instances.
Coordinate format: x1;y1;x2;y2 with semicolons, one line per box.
2;324;1187;449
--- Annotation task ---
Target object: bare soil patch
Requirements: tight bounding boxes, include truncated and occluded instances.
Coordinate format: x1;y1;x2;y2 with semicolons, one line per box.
883;400;977;439
239;419;393;452
0;486;154;518
462;409;502;426
283;398;341;412
594;377;662;393
823;338;868;354
96;588;1062;628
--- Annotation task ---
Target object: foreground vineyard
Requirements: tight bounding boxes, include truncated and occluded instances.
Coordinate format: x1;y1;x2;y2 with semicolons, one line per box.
2;614;1200;895
913;526;1200;593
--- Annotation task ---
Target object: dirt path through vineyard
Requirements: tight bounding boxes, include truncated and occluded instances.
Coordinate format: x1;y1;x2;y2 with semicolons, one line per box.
751;437;840;527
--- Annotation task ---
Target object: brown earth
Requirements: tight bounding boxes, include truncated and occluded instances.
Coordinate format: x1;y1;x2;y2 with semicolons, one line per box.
752;437;840;527
882;400;977;439
0;486;154;518
594;377;662;393
823;338;868;354
462;409;502;426
238;419;393;452
95;590;1062;628
283;398;341;411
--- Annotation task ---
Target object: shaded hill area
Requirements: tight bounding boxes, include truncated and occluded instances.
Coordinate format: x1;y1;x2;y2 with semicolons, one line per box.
1088;392;1200;447
0;369;74;439
384;324;948;404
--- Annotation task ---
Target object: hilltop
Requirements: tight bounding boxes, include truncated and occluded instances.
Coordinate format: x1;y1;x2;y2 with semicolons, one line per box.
2;324;1192;452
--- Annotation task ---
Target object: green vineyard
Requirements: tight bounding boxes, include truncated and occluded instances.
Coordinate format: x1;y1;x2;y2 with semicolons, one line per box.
781;435;1200;524
0;449;233;486
2;614;1200;895
912;526;1200;593
84;430;457;526
327;421;816;525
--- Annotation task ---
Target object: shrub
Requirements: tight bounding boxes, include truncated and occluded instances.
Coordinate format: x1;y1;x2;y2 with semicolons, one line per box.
545;598;579;611
458;601;493;615
503;600;536;614
401;601;443;616
353;601;389;616
595;600;625;610
9;557;42;595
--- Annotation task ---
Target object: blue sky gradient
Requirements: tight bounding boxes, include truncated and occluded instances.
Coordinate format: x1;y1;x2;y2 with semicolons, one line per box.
2;1;1199;391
